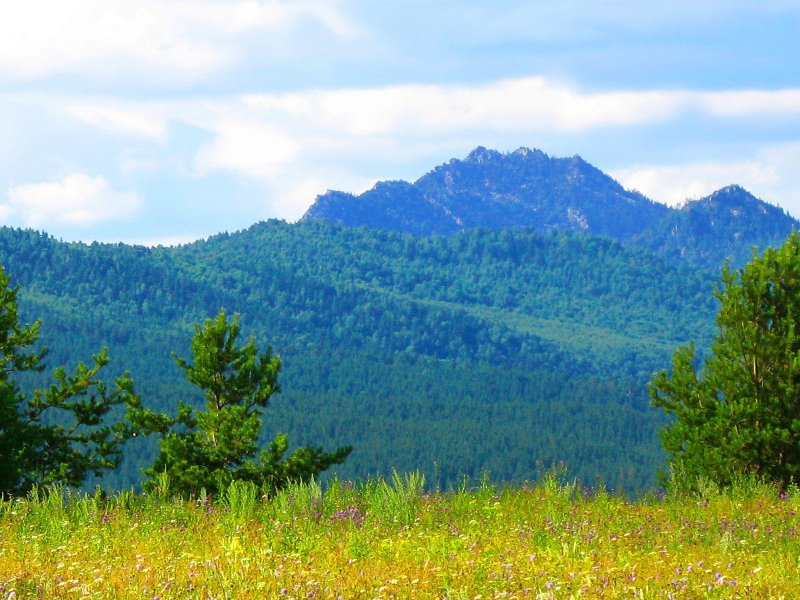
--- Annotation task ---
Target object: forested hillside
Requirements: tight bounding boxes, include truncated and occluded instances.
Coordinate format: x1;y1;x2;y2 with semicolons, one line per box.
0;221;720;493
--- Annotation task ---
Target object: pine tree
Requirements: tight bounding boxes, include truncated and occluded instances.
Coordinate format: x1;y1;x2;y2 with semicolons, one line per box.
651;232;800;489
0;266;143;496
142;309;351;497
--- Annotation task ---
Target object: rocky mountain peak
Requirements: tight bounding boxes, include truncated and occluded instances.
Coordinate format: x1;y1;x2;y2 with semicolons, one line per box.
302;146;796;268
465;146;501;163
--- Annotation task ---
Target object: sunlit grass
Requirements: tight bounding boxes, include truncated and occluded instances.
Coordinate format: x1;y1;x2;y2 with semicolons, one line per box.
1;472;799;598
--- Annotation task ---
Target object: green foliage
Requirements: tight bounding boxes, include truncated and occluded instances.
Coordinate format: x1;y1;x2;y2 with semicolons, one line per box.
142;309;351;497
0;266;143;496
0;222;721;494
651;232;800;490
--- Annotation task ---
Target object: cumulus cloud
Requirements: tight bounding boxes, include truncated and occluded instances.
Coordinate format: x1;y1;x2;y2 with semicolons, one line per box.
611;142;800;216
3;173;142;227
0;0;358;83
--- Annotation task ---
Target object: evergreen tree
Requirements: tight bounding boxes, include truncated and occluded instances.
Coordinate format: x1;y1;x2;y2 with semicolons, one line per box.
142;309;351;497
0;266;143;496
651;232;800;489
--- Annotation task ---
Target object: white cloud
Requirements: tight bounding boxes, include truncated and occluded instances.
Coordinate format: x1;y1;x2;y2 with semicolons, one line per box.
65;103;168;140
183;78;694;186
223;1;359;37
611;141;800;216
700;89;800;117
195;118;302;178
3;173;142;227
243;79;800;138
613;162;767;206
244;77;690;136
0;1;225;82
184;79;799;187
0;0;358;83
49;79;800;189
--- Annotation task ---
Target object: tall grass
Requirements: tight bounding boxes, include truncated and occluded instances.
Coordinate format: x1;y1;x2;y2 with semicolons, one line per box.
1;475;799;597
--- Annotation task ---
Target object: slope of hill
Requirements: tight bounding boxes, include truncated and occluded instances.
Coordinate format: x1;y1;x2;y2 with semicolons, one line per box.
0;222;720;494
304;148;798;270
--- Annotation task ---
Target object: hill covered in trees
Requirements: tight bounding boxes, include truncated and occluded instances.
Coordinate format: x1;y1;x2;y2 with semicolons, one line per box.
0;221;721;494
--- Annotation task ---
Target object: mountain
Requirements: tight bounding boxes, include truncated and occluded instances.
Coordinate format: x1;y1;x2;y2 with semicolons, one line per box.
304;148;798;269
635;185;798;267
0;222;719;494
304;147;669;240
4;147;791;495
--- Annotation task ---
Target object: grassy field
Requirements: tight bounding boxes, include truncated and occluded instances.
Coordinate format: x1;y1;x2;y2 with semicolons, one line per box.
1;472;798;598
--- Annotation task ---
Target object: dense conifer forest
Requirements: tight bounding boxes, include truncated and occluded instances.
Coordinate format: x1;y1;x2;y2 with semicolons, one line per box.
0;221;724;494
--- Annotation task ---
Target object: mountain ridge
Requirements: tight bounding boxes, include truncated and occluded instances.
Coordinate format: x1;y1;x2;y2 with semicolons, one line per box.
303;147;797;269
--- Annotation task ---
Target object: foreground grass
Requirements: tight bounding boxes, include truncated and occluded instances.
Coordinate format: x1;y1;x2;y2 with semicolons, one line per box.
1;473;799;598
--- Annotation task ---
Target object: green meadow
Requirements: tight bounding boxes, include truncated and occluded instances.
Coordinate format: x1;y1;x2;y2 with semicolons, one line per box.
1;473;798;599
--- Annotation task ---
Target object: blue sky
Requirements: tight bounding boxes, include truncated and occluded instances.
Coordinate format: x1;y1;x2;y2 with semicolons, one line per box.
1;0;799;245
